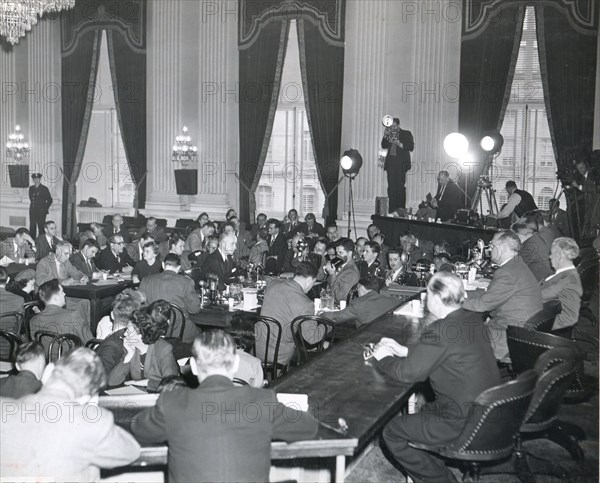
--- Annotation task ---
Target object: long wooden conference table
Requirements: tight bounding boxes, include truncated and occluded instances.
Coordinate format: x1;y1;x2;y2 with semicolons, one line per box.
101;295;430;481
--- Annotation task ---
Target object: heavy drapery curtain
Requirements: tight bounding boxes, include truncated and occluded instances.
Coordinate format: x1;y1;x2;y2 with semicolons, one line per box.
459;2;525;199
238;20;289;223
297;18;345;224
536;4;598;171
61;29;101;237
107;28;147;210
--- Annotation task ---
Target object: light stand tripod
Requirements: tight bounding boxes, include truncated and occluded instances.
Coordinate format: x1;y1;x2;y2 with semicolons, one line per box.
346;174;358;239
471;176;499;215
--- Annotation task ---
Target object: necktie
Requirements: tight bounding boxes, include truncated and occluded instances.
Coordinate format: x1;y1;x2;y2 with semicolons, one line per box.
439;184;446;200
86;257;92;273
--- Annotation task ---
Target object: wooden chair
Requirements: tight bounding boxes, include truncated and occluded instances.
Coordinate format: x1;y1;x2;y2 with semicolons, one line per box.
250;315;284;381
0;330;23;374
34;330;83;362
166;302;186;339
290;315;336;365
0;311;24;339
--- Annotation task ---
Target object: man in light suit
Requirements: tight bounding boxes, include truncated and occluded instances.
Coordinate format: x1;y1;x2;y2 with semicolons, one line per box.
70;239;101;279
230;216;253;260
0;227;36;262
541;237;583;331
139;254;201;342
327;276;401;328
131;330;317;483
35;240;87;287
463;230;543;361
34;220;61;261
1;348;140;481
324;238;361;303
184;221;216;253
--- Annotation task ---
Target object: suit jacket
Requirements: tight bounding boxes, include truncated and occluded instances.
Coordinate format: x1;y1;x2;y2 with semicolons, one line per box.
385;267;419;287
328;290;400;328
130;375;318;483
267;233;287;274
257;278;324;365
70;251;97;279
0;370;41;399
0;289;24;356
1;390;140;481
381;128;414;171
136;226;167;243
463;256;543;361
248;240;269;267
30;304;93;345
375;308;501;420
329;258;361;303
234;229;253;259
203;251;238;290
36;253;86;286
435;180;464;222
35;234;59;261
520;233;553;282
28;183;52;213
297;221;325;239
103;226;130;244
184;227;204;252
541;268;583;330
139;271;201;342
283;220;302;238
0;237;36;262
95;247;135;273
126;242;144;263
548;209;571;237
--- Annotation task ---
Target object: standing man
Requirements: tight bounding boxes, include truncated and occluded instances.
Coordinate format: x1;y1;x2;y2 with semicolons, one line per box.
431;170;464;222
380;118;414;212
496;180;537;224
573;158;600;236
28;173;52;239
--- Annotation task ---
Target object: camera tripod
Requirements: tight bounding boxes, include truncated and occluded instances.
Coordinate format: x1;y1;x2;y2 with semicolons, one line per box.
471;177;499;215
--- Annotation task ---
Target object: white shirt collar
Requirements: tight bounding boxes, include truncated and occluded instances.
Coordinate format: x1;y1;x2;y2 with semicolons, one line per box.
544;265;576;282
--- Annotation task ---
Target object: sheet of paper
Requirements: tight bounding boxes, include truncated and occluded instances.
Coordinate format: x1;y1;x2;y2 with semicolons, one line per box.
92;279;120;286
104;385;147;396
277;393;309;412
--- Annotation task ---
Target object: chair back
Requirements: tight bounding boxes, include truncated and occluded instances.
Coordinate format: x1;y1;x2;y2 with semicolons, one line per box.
0;330;23;373
232;377;249;386
22;301;43;339
441;370;538;461
34;330;83;362
577;249;598;304
0;312;23;354
290;315;336;365
85;338;104;351
524;299;562;332
166;302;186;339
250;315;283;380
522;348;577;432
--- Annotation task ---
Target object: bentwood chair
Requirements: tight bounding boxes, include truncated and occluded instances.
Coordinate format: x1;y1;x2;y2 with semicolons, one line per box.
290;316;336;365
408;370;538;482
166;302;186;340
0;330;24;374
249;315;284;381
85;339;104;351
34;330;82;362
0;311;24;340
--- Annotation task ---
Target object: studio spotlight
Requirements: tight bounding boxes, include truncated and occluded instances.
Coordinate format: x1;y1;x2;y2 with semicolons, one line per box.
341;149;363;178
382;115;394;128
479;131;504;155
443;132;469;159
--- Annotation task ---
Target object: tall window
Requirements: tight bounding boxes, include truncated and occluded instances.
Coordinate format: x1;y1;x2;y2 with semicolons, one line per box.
256;21;325;222
489;7;561;213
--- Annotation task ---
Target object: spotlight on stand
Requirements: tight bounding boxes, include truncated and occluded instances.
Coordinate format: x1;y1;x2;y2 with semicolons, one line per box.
443;132;469;159
479;130;504;156
382;115;394;128
341;149;363;178
340;149;363;239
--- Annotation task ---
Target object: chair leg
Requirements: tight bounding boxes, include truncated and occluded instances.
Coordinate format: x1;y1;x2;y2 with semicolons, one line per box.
555;420;586;441
547;424;585;464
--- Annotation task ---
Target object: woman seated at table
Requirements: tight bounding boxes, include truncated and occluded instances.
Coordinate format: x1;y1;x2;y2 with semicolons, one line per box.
6;268;37;303
96;288;145;339
131;241;162;283
104;308;178;391
226;317;264;388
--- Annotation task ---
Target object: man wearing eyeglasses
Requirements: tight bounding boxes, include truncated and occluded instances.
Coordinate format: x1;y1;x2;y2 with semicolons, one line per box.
96;235;135;274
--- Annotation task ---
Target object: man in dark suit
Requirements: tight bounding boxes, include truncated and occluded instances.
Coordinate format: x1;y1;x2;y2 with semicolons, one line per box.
229;216;253;260
266;218;287;275
327;276;400;328
463;230;543;361
30;279;93;346
28;173;52;239
0;268;24;356
0;342;45;398
127;232;154;263
135;216;166;243
0;227;36;262
203;233;239;289
298;212;325;246
431;170;464;222
574;158;600;236
35;220;61;261
384;249;418;287
512;221;553;282
249;212;268;240
324;238;361;303
283;209;302;238
381;117;414;212
131;330;318;483
70;239;100;279
96;235;135;273
1;348;141;481
372;272;501;482
139;254;201;342
103;214;130;244
548;198;571;237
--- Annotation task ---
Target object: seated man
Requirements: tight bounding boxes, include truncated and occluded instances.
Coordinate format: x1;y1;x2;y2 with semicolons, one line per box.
358;240;383;279
248;227;269;267
547;198;571;237
203;232;239;289
36;240;88;286
131;330;318;483
127;232;155;263
0;267;24;318
96;234;135;274
35;220;61;261
257;261;326;366
327;276;400;328
281;232;309;274
463;230;542;361
167;233;193;273
324;238;360;303
511;220;553;282
298;212;325;243
139;254;200;343
103;214;130;244
1;348;141;481
136;216;166;243
431;170;464;221
266;218;287;275
372;272;501;482
30;279;93;346
0;341;45;398
385;249;418;287
0;227;36;262
184;221;216;253
541;237;583;332
70;239;101;279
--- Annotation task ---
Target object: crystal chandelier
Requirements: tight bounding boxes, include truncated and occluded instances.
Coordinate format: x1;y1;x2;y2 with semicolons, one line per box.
0;0;76;45
172;126;198;167
5;124;30;161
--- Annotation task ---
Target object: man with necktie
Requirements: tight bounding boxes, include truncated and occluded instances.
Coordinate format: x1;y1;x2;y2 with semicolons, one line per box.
28;173;52;239
0;227;36;262
35;220;61;261
103;215;130;244
96;235;135;274
70;239;101;279
203;233;239;290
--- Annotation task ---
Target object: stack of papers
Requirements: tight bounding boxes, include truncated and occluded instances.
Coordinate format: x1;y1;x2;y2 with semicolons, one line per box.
277;393;309;411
